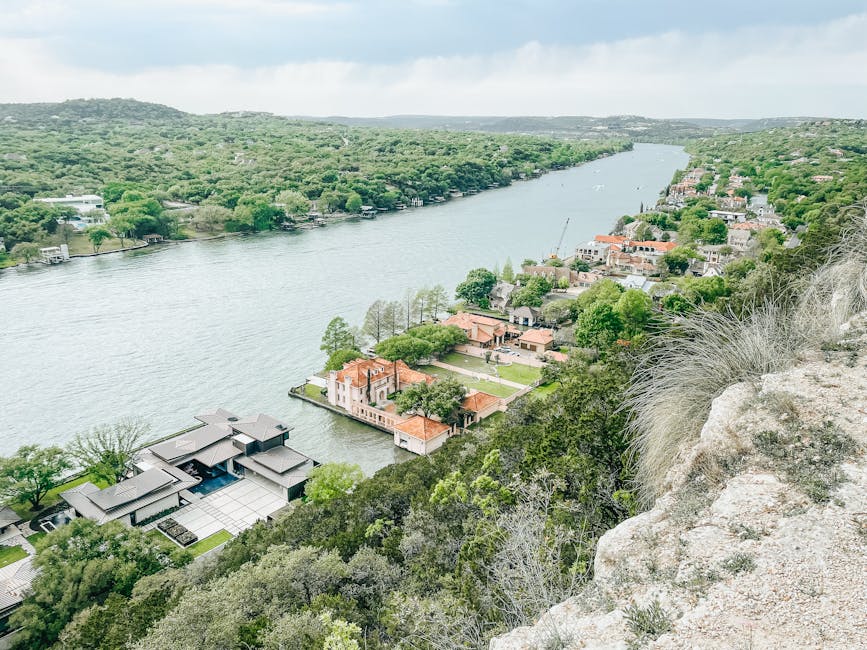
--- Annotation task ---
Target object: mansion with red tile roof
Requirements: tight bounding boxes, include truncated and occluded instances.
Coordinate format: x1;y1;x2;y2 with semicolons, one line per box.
326;356;504;455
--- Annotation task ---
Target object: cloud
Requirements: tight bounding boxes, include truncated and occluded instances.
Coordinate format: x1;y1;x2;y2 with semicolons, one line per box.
2;12;866;117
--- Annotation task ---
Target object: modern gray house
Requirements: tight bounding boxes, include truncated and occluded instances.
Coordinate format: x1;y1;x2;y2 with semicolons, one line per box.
61;409;319;527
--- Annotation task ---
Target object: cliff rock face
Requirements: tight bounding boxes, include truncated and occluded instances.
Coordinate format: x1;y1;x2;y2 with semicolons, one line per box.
492;318;867;650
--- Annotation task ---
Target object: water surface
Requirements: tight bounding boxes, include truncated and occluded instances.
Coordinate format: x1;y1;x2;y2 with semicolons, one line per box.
0;143;688;474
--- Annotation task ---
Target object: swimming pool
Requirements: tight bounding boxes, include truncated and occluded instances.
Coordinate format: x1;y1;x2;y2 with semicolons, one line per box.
190;472;240;496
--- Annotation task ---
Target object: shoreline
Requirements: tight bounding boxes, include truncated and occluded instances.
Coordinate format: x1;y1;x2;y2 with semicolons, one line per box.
1;145;632;272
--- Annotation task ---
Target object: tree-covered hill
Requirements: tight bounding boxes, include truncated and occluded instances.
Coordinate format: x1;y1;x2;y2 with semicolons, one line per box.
0;99;629;203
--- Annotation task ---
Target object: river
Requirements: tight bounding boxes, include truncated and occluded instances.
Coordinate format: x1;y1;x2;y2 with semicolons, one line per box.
0;143;688;474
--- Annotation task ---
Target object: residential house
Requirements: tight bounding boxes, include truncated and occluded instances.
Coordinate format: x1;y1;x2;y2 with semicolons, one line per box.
576;240;610;263
618;274;659;294
517;328;554;353
461;391;502;427
442;312;508;349
708;209;746;223
327;357;434;411
509;305;540;327
35;194;104;213
574;271;602;288
393;416;453;456
727;228;752;251
697;244;735;265
622;219;664;240
0;557;37;624
719;195;747;210
489;281;516;311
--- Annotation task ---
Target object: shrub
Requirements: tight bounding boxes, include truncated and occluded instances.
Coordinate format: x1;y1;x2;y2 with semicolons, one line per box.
623;599;672;647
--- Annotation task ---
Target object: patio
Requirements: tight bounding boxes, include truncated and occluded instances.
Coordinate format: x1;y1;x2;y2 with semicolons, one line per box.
147;478;288;539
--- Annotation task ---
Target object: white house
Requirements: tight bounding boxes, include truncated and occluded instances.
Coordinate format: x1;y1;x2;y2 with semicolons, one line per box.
35;194;104;213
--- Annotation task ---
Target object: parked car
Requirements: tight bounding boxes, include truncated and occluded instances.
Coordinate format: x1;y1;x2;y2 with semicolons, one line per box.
495;346;511;353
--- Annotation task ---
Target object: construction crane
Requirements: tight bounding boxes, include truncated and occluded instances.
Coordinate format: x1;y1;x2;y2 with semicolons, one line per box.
549;217;570;259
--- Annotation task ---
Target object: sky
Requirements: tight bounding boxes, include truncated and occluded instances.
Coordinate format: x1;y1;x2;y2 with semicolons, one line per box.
1;0;866;118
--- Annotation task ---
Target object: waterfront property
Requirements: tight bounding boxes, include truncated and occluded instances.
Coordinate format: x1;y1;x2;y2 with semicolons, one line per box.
34;194;104;213
62;409;319;527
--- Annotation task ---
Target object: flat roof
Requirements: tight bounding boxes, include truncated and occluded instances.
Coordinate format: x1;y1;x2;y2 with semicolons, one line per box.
87;468;174;511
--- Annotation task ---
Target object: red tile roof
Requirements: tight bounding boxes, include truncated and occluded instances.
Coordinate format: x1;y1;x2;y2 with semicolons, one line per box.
461;391;500;413
393;415;451;441
335;358;433;388
519;329;554;345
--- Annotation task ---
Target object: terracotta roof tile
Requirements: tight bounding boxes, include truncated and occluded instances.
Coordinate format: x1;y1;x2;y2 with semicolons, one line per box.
393;415;450;441
519;329;554;345
461;391;500;413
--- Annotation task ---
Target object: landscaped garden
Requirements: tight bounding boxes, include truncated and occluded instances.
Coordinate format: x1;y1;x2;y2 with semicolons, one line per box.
438;352;542;385
186;529;233;557
416;365;519;398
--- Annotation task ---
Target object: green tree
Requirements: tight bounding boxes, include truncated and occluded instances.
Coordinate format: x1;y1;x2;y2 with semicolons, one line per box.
570;258;590;272
305;463;364;504
0;445;71;510
191;205;231;233
11;241;40;263
660;293;693;315
9;519;190;649
363;300;387;343
276;189;311;218
67;418;150;485
86;226;112;252
321;317;357;355
382;301;405;337
659;246;703;275
615;289;654;336
510;276;553;308
455;268;497;308
107;214;135;247
575;303;623;349
374;334;434;365
345;192;363;213
701;218;728;245
325;348;365;371
426;284;449;321
501;258;515;283
395;378;466;425
401;324;467;357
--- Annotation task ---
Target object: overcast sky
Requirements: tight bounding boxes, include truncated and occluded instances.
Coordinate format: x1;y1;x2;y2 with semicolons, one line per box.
1;0;866;118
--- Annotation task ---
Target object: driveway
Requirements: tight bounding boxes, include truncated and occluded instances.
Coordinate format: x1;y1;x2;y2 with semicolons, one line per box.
149;478;288;539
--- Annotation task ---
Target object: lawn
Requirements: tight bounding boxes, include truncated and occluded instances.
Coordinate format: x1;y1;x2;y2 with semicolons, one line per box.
303;382;329;403
417;365;518;398
438;352;542;386
0;545;27;569
25;532;46;547
496;363;542;385
9;472;110;520
66;233;143;255
531;381;561;399
187;530;233;557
